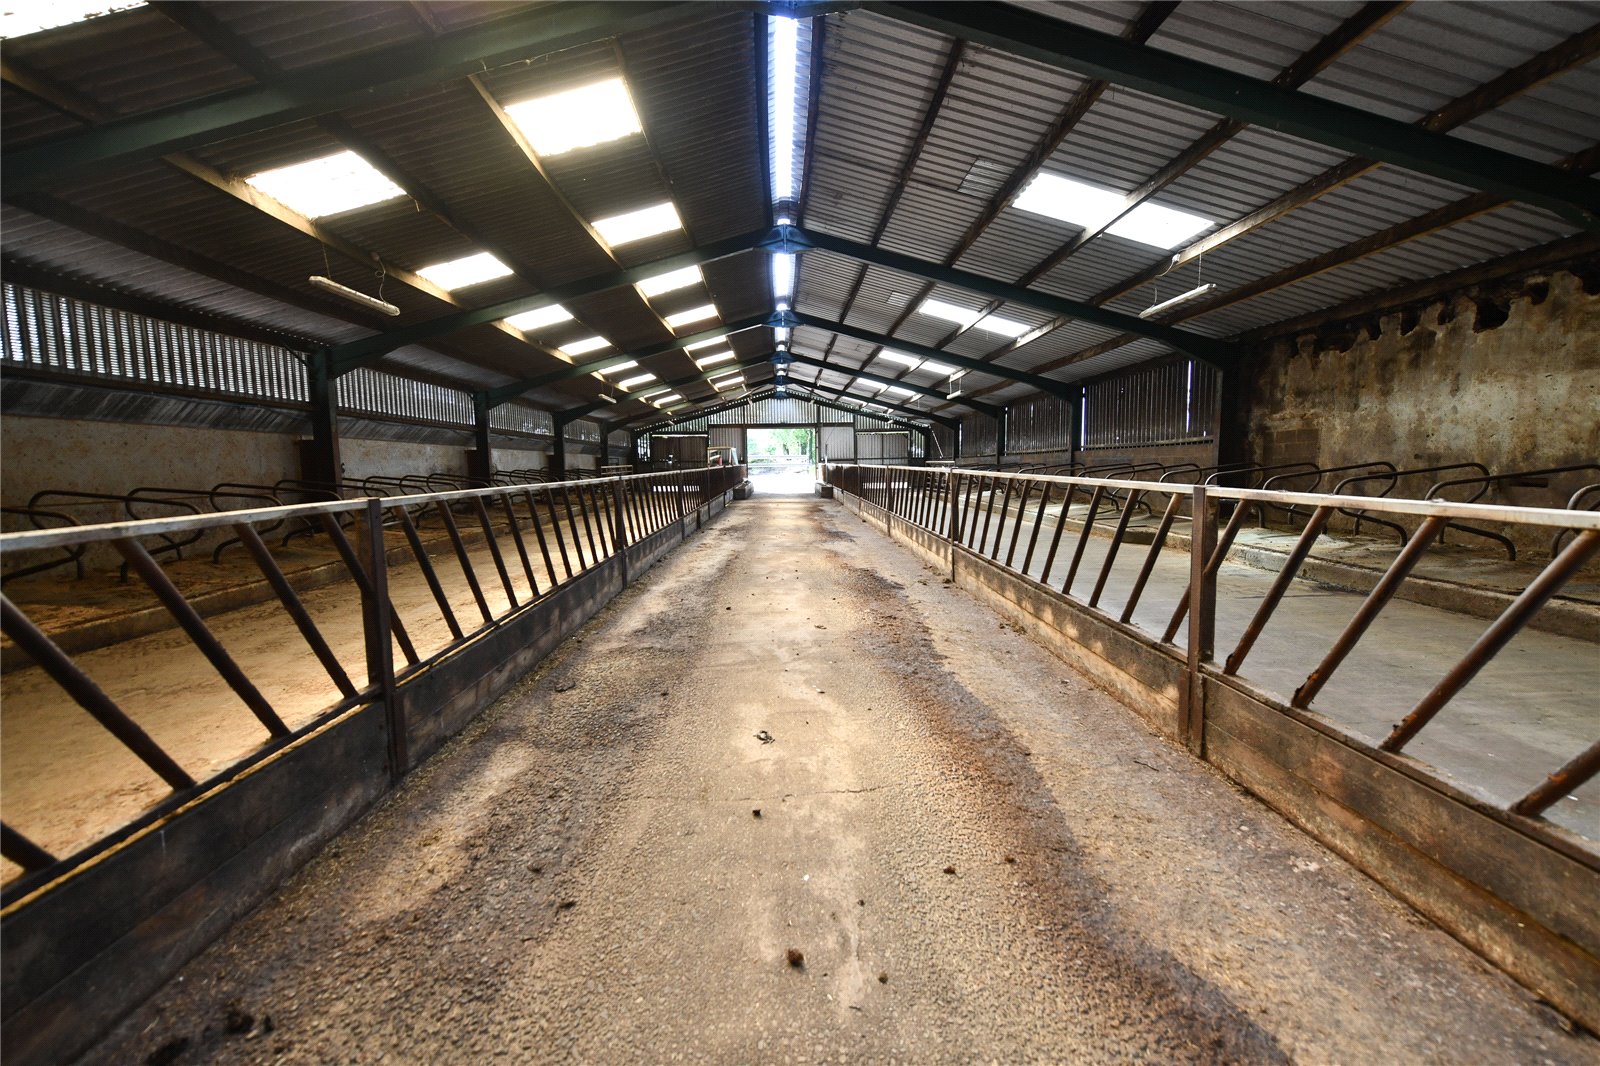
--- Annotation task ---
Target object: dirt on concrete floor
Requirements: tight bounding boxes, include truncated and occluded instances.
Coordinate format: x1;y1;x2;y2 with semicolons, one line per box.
82;496;1598;1065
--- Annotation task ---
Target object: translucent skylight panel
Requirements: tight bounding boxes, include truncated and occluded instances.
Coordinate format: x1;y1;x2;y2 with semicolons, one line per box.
652;394;683;406
1012;173;1212;250
664;304;719;331
592;202;683;248
503;78;642;157
2;0;143;37
560;336;610;357
973;314;1029;338
504;304;574;332
695;351;736;368
920;360;958;376
712;374;745;389
637;265;703;298
880;384;915;397
244;151;405;219
683;337;724;352
638;386;671;398
879;351;921;367
772;253;796;308
618;373;658;389
417;252;512;291
599;361;638;374
919;298;981;328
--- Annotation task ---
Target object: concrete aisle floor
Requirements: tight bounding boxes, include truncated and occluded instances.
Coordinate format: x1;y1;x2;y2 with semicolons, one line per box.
85;497;1597;1065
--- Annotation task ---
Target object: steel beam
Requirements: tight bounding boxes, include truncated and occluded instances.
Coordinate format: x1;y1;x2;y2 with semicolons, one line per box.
329;232;771;375
482;315;772;407
556;356;774;425
784;349;1001;418
785;373;961;428
2;2;694;194
868;1;1600;230
789;312;1056;406
781;226;1235;362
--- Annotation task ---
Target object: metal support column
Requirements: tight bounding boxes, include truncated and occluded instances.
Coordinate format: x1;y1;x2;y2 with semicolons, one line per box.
469;393;494;483
303;351;342;488
551;417;569;479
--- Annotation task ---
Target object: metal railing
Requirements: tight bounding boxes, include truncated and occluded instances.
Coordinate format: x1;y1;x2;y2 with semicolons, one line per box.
824;463;1600;833
0;465;743;893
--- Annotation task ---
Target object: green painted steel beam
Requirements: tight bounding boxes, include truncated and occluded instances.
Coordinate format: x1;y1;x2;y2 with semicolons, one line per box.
335;231;772;377
788;311;1051;408
868;1;1600;231
3;2;694;194
780;227;1233;362
783;349;1002;418
484;314;771;407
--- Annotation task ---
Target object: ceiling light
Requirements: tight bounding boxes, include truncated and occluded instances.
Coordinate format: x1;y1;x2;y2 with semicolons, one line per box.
664;304;719;330
1139;283;1217;319
417;251;512;291
973;313;1029;338
599;361;638;374
2;0;143;37
592;202;683;248
308;275;400;316
503;77;642;157
504;304;573;331
637;265;703;298
919;298;981;328
618;373;658;389
244;151;404;219
1013;172;1212;250
560;336;610;357
695;351;736;368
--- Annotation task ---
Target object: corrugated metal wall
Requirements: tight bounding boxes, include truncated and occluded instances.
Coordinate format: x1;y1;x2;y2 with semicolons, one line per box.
650;434;708;463
709;426;743;456
821;424;854;461
1083;359;1219;449
857;430;910;464
961;413;998;457
1008;394;1075;454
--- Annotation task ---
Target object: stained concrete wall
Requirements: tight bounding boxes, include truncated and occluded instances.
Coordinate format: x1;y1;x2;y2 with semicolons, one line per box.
2;417;299;524
337;437;466;483
1236;268;1599;555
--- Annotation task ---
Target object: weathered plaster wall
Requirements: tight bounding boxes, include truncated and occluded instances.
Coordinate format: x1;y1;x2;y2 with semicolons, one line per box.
337;437;466;483
1237;267;1599;556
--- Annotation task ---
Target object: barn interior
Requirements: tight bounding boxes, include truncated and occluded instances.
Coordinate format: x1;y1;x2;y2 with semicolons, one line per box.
1;2;1597;1062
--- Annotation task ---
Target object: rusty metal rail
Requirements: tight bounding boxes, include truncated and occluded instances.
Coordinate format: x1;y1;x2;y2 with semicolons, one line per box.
824;462;1600;830
0;465;742;896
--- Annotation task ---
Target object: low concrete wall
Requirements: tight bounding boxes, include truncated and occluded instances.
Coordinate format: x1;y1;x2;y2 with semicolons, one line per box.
0;490;737;1066
837;489;1600;1032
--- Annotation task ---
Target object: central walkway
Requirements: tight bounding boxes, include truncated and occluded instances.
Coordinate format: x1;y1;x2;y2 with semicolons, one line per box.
87;497;1593;1064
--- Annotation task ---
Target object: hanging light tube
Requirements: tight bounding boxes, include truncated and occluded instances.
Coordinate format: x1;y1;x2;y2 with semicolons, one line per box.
308;275;401;316
1138;283;1215;320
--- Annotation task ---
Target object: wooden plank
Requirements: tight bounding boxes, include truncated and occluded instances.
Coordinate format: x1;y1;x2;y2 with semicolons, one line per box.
1207;684;1600;956
1206;708;1599;1032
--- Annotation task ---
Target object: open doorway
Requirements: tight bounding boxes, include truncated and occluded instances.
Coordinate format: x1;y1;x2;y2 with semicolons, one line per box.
746;427;816;495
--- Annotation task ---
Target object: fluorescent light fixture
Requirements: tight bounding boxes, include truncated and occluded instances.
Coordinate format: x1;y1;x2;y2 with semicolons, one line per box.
559;336;610;357
503;78;641;157
417;251;512;291
598;360;638;374
504;304;573;331
664;304;719;331
879;350;921;367
2;0;142;37
652;393;683;406
244;151;404;219
919;297;981;328
637;265;703;298
973;313;1029;338
770;16;800;202
694;351;736;368
618;373;659;389
592;202;682;248
1139;283;1217;319
308;275;400;316
1013;173;1212;250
